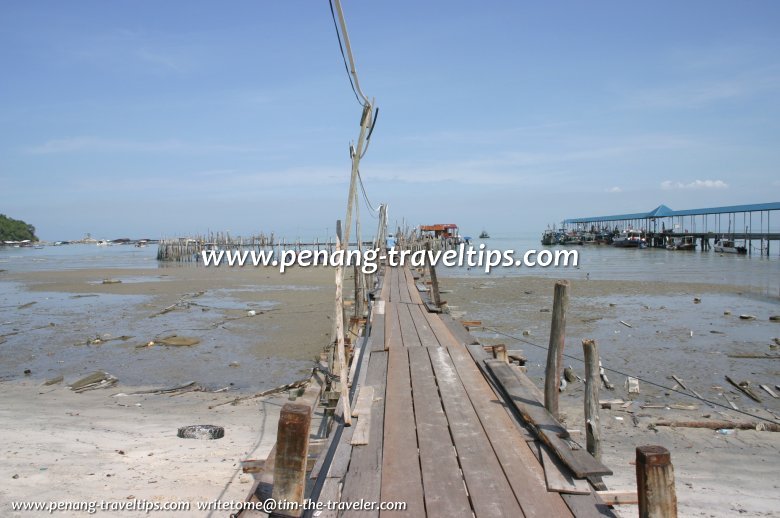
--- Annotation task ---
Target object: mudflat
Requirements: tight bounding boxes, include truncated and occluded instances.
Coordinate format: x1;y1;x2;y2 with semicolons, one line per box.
442;274;780;518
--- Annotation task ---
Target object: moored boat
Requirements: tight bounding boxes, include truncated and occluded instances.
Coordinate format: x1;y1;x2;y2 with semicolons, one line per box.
666;235;696;251
612;230;644;248
714;238;747;254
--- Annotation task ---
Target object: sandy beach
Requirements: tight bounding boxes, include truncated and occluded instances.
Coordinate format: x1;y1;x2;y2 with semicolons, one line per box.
442;274;780;518
1;264;336;517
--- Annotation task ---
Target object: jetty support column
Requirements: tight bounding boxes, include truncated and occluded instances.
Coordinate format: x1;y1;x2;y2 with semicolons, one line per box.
636;445;678;518
271;403;313;517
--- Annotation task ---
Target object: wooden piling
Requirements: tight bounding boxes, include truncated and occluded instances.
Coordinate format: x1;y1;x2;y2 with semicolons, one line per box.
271;402;313;517
636;445;677;518
425;242;442;307
582;339;601;461
544;280;569;418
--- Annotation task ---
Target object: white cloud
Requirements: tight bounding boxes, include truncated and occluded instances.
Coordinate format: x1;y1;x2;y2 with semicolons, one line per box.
661;179;729;190
26;136;260;154
606;186;622;193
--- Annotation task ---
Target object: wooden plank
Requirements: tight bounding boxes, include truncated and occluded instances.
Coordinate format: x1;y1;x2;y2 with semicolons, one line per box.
485;359;612;478
350;412;371;445
597;490;639;505
340;351;388;518
351;386;375;417
446;342;572;518
390;266;402;303
397;267;413;304
407;304;439;347
439;313;480;346
561;492;619;518
404;267;424;304
427;346;524;517
407;347;472;518
316;478;342;518
397;303;422;347
379;347;425;517
422;307;455;346
369;303;386;353
539;444;591;494
384;300;401;350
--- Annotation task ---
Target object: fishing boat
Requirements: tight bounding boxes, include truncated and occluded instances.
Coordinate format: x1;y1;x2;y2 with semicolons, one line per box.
666;235;696;251
541;229;558;245
714;238;747;254
479;230;490;239
612;230;644;248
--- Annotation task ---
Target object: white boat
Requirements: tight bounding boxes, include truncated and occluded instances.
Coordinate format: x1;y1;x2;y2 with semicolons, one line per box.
714;238;746;254
96;240;111;246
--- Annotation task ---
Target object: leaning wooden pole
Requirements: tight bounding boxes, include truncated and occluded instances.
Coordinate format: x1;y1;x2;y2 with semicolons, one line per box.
583;338;601;460
636;445;678;518
544;280;569;418
334;235;352;425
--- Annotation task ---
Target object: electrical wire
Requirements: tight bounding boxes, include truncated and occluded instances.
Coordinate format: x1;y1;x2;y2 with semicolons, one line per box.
479;325;780;426
328;0;362;105
357;170;379;217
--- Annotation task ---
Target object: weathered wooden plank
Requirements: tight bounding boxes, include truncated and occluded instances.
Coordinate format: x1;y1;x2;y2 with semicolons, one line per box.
561;492;619;518
407;347;472;518
390;266;402;303
340;351;388;518
315;478;342;518
379;347;425;517
397;267;413;304
369;303;386;353
439;313;480;346
597;490;639;506
397;303;421;347
446;342;571;518
351;386;375;417
404;267;424;304
407;304;439;347
485;359;612;478
384;299;401;350
350;412;371;446
427;346;524;517
539;444;591;494
421;306;456;346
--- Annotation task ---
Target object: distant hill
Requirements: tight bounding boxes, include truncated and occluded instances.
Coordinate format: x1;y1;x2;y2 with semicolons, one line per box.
0;214;38;242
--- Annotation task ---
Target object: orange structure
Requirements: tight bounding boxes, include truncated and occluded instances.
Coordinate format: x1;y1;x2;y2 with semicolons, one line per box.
419;224;460;239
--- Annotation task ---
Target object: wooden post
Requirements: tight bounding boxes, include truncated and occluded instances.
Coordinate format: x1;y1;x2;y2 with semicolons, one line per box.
544;280;569;418
271;403;312;517
425;242;442;307
334;235;352;425
582;339;601;460
636;445;678;518
493;344;508;363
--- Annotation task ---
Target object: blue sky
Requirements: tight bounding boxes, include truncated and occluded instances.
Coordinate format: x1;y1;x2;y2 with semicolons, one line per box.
2;1;779;241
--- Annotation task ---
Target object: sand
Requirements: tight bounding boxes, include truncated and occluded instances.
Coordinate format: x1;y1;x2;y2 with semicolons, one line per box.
0;264;337;517
441;274;780;518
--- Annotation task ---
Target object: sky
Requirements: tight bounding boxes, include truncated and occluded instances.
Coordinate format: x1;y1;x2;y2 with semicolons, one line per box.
2;1;780;241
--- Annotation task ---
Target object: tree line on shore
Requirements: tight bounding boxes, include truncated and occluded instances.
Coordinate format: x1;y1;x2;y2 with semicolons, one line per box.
0;214;38;242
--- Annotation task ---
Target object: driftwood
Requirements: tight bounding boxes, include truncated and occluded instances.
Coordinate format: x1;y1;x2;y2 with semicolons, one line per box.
725;375;762;402
69;371;118;392
727;353;780;359
208;372;312;409
653;420;780;432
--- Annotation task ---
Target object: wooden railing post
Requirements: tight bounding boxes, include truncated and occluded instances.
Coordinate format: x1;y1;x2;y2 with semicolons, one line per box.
582;339;601;460
636;445;678;518
271;403;313;517
544;280;569;418
425;242;441;307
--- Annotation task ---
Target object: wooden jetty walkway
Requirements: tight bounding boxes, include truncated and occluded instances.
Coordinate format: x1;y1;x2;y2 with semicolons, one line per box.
259;265;619;518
